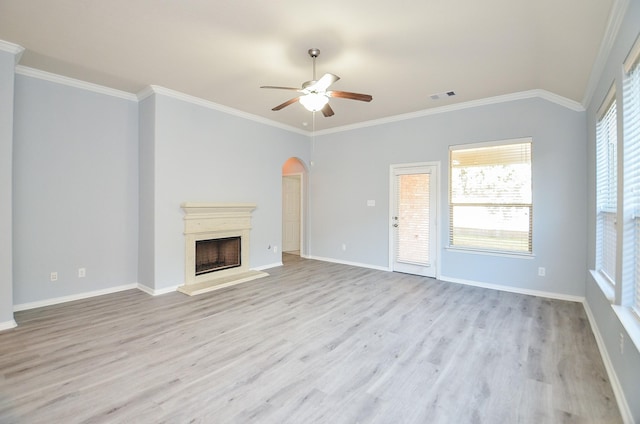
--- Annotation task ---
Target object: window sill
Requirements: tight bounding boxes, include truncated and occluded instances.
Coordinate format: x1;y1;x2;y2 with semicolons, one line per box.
589;269;615;302
589;269;640;353
612;305;640;354
446;246;534;259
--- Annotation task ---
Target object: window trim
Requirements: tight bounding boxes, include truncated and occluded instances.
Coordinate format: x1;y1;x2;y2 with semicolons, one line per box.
595;83;619;286
623;33;640;74
622;35;640;317
596;83;617;121
590;32;640;353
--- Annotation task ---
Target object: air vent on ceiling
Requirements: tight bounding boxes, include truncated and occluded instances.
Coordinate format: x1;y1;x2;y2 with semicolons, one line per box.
430;91;456;100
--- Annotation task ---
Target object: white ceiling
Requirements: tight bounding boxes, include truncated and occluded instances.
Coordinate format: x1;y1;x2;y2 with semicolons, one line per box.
0;0;615;132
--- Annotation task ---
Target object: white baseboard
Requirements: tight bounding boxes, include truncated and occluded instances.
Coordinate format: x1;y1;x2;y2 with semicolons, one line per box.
0;319;17;331
306;255;391;272
439;274;586;303
582;301;633;424
13;283;139;312
299;258;584;302
253;262;282;271
137;283;178;296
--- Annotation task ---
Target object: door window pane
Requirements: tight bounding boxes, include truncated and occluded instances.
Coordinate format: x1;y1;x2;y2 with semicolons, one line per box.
397;173;430;264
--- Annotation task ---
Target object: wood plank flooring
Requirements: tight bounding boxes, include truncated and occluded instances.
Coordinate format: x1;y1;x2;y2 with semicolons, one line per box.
0;254;622;423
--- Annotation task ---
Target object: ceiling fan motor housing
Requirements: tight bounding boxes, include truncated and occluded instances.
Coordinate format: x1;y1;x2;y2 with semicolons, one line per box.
302;80;317;90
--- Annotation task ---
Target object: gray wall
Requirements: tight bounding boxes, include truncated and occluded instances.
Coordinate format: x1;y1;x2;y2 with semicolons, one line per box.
139;91;310;291
0;47;17;326
10;77;312;300
310;97;587;297
138;95;156;289
585;0;640;420
12;75;139;305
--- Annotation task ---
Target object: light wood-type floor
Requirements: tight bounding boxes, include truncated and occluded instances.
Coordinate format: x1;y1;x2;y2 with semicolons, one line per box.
0;254;622;423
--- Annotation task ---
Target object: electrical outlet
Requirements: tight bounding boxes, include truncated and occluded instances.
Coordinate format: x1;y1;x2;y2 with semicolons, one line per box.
273;245;278;253
78;268;86;278
50;272;58;282
620;333;625;354
342;244;347;251
538;267;546;277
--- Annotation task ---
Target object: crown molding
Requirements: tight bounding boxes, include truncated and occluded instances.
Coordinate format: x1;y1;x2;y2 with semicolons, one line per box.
314;89;584;136
0;39;25;64
14;65;138;101
138;85;308;135
535;89;585;111
10;64;586;138
136;85;155;101
10;65;306;135
582;0;630;108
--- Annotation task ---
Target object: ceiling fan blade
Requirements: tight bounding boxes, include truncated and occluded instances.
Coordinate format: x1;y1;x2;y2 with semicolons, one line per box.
261;85;303;91
272;97;300;111
327;91;373;102
309;73;340;92
321;103;335;117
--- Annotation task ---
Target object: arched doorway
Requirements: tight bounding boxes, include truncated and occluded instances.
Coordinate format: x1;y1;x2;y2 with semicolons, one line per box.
282;157;307;256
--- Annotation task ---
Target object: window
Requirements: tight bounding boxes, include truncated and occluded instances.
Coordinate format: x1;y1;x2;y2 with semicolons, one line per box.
449;139;532;254
623;44;640;316
595;88;618;285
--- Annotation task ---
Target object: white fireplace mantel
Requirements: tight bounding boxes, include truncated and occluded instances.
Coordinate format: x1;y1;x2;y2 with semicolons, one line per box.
178;202;268;296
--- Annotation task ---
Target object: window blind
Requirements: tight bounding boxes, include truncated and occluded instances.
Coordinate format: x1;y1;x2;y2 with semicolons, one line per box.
396;173;431;265
449;140;532;253
596;92;618;283
623;57;640;316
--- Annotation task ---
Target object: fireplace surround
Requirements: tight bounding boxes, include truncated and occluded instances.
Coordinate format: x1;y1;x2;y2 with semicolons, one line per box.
178;202;268;296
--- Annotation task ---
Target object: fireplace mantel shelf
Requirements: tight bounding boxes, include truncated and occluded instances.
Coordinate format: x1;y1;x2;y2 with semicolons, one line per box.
181;202;257;217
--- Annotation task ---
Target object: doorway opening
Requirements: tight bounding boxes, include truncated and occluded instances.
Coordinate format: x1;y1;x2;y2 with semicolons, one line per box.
282;157;308;256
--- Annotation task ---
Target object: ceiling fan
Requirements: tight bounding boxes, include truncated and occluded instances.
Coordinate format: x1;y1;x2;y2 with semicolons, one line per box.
260;48;373;117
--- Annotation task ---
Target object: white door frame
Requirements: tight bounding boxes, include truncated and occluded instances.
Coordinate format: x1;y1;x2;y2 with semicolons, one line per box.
282;172;304;254
389;161;441;278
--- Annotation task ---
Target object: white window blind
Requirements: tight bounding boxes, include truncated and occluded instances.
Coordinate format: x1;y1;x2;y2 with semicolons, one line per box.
623;56;640;316
396;173;431;264
449;140;532;253
596;92;618;284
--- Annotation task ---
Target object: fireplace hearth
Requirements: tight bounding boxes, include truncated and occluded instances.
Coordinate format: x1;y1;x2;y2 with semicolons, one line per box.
177;202;268;296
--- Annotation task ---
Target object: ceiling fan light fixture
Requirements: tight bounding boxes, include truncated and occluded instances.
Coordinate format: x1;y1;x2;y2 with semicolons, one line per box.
299;93;329;112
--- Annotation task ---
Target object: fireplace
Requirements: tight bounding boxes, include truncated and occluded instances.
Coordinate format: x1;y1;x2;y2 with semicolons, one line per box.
178;202;268;296
196;236;241;275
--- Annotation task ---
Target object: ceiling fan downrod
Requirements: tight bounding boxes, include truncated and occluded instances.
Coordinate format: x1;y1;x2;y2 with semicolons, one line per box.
308;48;320;82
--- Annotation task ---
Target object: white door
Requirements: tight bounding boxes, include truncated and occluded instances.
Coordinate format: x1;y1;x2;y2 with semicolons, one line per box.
391;164;438;277
282;175;301;252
